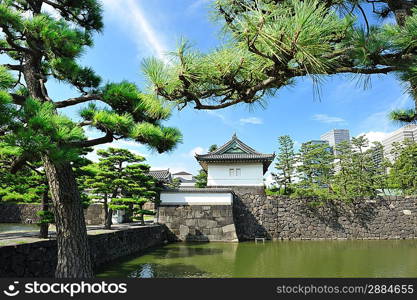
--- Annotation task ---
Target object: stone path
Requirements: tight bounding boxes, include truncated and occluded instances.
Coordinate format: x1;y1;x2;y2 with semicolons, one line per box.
0;222;156;247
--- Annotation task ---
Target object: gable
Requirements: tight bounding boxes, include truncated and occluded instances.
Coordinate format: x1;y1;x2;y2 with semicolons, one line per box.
223;142;247;154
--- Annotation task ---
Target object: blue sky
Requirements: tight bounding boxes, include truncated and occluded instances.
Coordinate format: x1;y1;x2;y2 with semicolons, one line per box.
41;0;414;177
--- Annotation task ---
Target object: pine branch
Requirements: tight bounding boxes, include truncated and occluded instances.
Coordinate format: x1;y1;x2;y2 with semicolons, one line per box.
1;26;32;54
55;94;102;108
69;131;113;148
10;93;26;105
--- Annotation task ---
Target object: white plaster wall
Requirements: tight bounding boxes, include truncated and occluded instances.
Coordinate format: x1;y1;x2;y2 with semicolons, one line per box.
207;163;264;186
160;192;233;205
173;174;193;181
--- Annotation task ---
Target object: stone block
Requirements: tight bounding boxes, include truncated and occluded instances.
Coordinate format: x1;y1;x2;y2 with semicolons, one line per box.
222;224;236;233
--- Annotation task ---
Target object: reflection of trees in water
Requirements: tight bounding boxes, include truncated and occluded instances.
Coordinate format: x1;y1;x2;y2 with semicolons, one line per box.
129;263;208;278
149;244;224;259
98;241;417;278
232;240;417;277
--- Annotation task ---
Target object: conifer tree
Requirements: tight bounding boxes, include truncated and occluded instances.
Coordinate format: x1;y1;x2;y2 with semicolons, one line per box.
272;135;296;194
388;140;417;195
297;142;334;188
0;1;181;278
85;148;158;228
195;169;208;188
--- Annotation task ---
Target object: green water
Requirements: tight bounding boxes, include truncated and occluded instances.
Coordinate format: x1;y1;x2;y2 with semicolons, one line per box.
0;223;39;233
96;240;417;278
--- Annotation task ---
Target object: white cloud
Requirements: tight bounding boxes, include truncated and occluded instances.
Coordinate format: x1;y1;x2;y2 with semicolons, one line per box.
101;0;169;63
188;146;205;157
359;94;412;132
312;114;347;124
357;131;391;144
85;140;148;162
240;117;264;125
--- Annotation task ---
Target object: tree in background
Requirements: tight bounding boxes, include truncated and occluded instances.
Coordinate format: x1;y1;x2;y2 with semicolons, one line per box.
0;155;51;238
195;169;208;188
144;0;417;119
209;144;218;152
333;137;388;201
272;135;296;194
388;140;417;195
85;148;154;229
112;163;158;226
0;1;182;278
294;142;334;200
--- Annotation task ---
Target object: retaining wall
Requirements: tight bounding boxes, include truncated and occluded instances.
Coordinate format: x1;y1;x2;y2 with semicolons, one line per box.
232;186;417;240
157;205;238;242
0;225;166;277
0;203;105;225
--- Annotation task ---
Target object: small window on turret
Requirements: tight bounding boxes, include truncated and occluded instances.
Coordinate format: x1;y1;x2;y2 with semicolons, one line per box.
229;168;235;176
236;168;241;176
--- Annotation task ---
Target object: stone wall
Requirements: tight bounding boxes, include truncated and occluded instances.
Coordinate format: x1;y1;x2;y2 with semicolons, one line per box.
157;205;238;242
0;203;105;225
0;225;167;277
84;204;105;225
232;186;417;240
0;204;41;223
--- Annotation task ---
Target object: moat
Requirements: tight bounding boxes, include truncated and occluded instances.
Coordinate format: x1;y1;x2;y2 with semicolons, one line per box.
96;240;417;278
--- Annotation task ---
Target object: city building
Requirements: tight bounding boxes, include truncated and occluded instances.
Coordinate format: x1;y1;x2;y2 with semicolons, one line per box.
320;129;350;148
382;124;417;161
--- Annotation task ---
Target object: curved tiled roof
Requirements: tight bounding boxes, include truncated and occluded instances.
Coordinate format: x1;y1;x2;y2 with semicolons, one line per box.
148;169;172;183
195;134;275;174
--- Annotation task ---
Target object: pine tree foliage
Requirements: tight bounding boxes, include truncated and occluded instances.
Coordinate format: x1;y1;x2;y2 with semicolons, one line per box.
143;0;417;119
0;0;182;168
85;148;158;228
0;155;46;203
0;1;182;277
195;169;208;188
272;135;296;194
294;141;334;199
388;139;417;195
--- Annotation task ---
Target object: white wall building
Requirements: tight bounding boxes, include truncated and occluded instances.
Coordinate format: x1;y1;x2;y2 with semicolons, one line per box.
195;134;275;187
382;124;417;161
159;134;275;206
172;171;196;187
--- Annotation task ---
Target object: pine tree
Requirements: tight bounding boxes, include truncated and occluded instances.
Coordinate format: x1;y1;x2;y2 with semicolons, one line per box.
112;163;158;226
143;0;417;119
0;1;181;278
85;148;157;228
272;135;296;194
388;139;417;195
295;141;334;199
333;137;388;201
195;169;208;188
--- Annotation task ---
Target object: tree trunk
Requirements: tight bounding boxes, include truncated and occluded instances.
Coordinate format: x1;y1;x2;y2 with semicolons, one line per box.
39;189;49;239
42;156;93;278
105;208;113;229
103;194;113;229
21;51;93;278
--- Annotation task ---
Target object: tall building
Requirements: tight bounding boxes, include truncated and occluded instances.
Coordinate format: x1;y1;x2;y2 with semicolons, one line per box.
382;124;417;161
320;129;350;148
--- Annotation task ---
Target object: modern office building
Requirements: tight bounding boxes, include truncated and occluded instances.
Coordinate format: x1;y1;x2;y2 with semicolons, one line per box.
320;129;350;148
382;124;417;161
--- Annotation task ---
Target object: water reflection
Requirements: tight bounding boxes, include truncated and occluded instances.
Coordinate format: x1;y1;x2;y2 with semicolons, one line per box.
96;240;417;278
